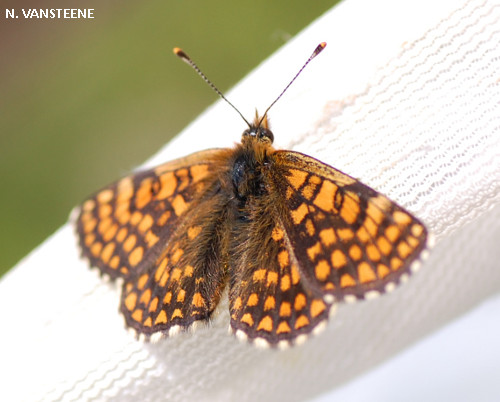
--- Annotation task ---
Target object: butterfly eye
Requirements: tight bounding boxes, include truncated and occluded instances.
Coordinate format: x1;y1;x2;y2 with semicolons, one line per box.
258;127;274;143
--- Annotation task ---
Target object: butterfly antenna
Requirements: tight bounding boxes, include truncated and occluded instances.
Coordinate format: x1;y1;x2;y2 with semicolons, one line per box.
258;42;327;128
173;47;252;128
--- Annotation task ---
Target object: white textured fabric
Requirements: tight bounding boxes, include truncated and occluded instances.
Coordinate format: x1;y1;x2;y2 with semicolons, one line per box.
1;0;499;401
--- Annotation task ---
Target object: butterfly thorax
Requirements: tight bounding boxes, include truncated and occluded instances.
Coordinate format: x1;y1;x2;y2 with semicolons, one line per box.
231;120;276;212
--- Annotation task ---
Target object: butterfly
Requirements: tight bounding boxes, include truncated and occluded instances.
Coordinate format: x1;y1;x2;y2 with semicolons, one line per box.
73;43;429;349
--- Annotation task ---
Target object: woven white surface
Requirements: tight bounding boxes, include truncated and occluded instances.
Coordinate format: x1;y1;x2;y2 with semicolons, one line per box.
1;0;499;401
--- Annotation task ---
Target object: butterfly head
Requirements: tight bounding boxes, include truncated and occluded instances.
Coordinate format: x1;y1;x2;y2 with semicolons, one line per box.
242;112;274;145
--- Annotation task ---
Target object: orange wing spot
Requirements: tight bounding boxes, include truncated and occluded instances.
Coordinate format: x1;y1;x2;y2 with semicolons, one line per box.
309;175;322;184
130;211;143;226
286;186;294;200
366;244;381;262
390;257;403;271
97;217;112;235
117;209;131;225
358;262;377;283
156;172;177;199
340;192;361;224
184;265;194;277
257;316;273;332
117;177;134;200
277;321;291;334
192;292;205;308
138;214;154;233
279;302;291;317
377;264;390;279
233;297;242;310
310;299;326;318
98;204;112;219
411;223;424;237
291;203;309;225
140;289;152;305
331;249;347;268
340;274;356;288
305;219;315;236
116;227;128;242
324;282;335;290
286;169;308;190
155;257;168;282
172;194;188;216
313;180;338;212
253;269;267;282
294;293;307;311
171;248;184;264
363;215;380;238
397;241;412;259
291;264;300;285
280;275;291;291
266;271;278;287
377;236;392;256
91;242;103;257
157;211;171;226
315;259;331;281
109;255;120;269
83;218;97;233
368;197;389;223
80;211;92;223
132;309;143;323
149;297;159;312
385;225;401;242
102;223;118;242
393;210;412;225
171;268;182;281
241;313;254;327
175;168;190;191
271;226;284;242
337;228;354;241
145;230;159;248
319;228;336;246
307;241;322;261
97;189;114;204
164;292;172;304
84;233;96;247
407;236;419;247
123;234;137;252
177;289;186;302
302;184;316;200
155;310;167;325
264;296;276;311
129;247;144;267
101;242;116;264
138;273;149;290
295;315;310;329
190;164;209;180
82;199;96;212
187;226;202;240
278;250;289;268
348;244;362;261
247;293;259;307
135;178;153;209
143;317;152;327
124;292;137;311
120;267;129;275
356;226;370;243
172;308;183;319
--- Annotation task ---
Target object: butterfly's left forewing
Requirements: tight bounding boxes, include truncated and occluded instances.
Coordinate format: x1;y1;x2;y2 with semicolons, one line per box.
269;150;429;303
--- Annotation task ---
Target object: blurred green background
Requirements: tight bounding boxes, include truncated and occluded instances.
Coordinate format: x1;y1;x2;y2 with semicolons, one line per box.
0;0;340;276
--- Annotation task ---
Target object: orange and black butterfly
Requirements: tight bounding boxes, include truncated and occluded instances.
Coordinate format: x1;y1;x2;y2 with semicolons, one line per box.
73;43;430;348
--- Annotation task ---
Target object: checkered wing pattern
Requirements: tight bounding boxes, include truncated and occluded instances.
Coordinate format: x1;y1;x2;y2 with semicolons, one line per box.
271;151;428;303
74;149;232;336
229;200;332;347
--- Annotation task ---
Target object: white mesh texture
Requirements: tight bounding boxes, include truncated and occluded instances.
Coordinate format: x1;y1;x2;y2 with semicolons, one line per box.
1;0;499;401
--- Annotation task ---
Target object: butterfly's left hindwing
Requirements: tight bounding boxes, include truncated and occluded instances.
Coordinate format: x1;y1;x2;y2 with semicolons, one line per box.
269;150;428;302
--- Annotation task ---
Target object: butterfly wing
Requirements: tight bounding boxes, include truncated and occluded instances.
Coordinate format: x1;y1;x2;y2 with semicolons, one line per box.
74;148;234;337
228;195;333;347
269;150;429;303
